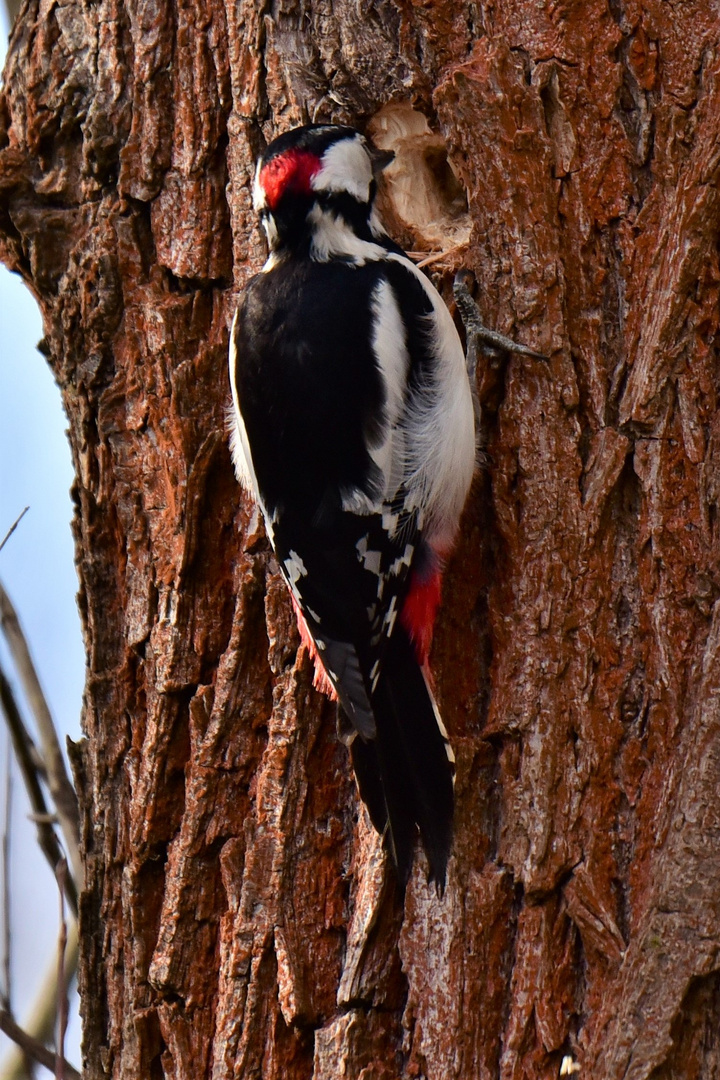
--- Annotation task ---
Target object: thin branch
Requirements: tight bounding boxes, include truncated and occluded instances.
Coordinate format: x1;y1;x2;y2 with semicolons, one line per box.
0;742;35;1079
55;861;69;1080
0;921;78;1080
0;580;82;893
1;739;10;1012
0;666;77;916
0;1008;80;1080
0;511;29;559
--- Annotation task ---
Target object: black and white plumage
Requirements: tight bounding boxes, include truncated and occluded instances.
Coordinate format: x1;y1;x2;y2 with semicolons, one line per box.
229;124;475;887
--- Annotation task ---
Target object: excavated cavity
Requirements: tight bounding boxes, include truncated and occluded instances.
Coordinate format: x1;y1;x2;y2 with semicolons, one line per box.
367;103;471;252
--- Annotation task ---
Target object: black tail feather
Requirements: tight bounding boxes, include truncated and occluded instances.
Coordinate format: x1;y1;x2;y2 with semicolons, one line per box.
348;626;454;887
351;718;419;886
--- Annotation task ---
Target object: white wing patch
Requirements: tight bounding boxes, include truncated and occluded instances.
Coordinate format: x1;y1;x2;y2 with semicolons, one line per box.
340;278;410;515
367;278;409;500
387;253;476;550
336;255;474;547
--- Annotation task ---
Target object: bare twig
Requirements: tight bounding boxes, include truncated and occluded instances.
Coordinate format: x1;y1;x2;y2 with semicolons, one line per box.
0;666;77;916
0;581;81;893
1;739;10;1012
0;742;36;1079
55;861;69;1080
0;511;29;559
0;1008;80;1080
0;921;78;1080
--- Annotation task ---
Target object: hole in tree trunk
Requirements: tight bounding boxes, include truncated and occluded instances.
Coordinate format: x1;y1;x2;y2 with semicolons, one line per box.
367;103;471;253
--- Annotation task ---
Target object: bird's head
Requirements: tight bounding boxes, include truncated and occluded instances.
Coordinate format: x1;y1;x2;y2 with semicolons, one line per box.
253;124;394;255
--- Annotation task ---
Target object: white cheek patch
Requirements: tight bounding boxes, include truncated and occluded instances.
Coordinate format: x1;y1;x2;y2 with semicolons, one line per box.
253;161;267;212
312;135;373;203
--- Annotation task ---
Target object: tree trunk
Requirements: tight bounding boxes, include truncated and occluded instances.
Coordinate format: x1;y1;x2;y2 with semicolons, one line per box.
2;1;720;1077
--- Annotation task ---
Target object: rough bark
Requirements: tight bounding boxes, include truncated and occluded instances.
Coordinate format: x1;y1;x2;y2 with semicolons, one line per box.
2;1;720;1077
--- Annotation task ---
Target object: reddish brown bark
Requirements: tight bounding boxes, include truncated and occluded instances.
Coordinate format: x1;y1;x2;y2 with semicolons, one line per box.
2;0;720;1077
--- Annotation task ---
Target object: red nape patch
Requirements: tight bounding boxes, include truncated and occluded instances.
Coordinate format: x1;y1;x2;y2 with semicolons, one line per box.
400;565;443;667
259;150;322;211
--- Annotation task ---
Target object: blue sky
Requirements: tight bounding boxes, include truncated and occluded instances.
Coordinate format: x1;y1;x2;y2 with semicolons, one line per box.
1;8;84;1069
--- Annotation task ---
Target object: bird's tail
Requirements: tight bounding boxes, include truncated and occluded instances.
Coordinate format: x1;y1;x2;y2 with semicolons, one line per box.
349;625;455;888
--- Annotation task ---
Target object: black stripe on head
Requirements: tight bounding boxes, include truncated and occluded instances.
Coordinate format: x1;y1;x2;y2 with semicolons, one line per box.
260;124;359;167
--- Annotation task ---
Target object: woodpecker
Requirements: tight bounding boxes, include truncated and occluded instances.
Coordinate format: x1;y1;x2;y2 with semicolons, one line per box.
229;124;475;887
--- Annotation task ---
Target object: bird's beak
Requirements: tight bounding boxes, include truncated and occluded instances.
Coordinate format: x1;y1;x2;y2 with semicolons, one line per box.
368;144;395;176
